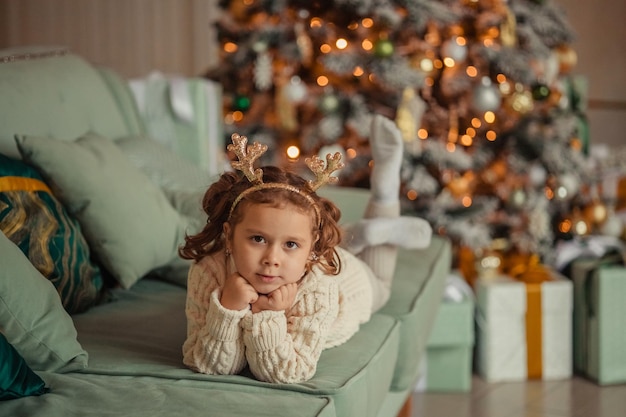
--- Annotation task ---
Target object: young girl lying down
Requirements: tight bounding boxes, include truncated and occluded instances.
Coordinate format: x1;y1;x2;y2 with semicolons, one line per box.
179;115;431;383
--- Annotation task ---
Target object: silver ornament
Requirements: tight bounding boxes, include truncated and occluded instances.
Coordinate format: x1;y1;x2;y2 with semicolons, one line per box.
284;76;307;103
472;77;501;112
441;37;468;63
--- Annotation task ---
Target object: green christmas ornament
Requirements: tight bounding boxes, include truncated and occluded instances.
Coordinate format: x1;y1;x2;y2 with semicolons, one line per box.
374;39;394;58
531;83;551;101
318;93;340;114
233;93;251;112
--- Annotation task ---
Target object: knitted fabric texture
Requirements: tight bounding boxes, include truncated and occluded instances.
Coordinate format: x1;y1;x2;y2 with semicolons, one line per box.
182;247;373;383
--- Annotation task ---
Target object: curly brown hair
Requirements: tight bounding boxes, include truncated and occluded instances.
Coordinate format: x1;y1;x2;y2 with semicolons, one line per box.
178;166;343;275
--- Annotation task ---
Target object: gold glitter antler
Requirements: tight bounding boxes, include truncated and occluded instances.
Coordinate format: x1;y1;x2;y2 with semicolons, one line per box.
227;133;268;184
306;152;345;191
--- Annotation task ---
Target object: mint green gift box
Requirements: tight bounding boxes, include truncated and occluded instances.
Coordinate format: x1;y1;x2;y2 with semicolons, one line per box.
570;256;626;385
416;275;475;392
129;74;224;177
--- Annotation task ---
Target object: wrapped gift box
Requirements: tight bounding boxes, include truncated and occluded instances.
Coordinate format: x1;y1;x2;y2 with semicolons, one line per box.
570;256;626;385
415;275;475;392
129;72;224;177
474;273;573;382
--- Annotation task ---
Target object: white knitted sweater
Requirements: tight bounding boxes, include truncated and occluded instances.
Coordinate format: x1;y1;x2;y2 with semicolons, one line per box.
182;247;373;383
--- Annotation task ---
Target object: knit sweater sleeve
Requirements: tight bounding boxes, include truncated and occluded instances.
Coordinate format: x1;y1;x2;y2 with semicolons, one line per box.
182;255;248;375
241;275;339;383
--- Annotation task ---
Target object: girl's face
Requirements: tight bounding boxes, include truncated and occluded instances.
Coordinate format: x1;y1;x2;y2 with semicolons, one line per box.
224;202;315;295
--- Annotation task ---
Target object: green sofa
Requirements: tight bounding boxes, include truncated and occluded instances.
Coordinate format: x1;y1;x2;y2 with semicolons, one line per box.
0;46;451;417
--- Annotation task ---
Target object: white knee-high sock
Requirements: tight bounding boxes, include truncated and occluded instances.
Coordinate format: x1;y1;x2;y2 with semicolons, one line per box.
342;216;432;255
369;114;403;204
342;115;432;254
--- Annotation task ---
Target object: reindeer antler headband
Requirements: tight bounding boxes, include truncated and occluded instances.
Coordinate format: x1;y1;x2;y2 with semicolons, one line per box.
227;133;344;224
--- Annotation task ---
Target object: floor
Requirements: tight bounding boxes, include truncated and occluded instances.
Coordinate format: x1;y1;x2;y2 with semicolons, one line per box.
410;375;626;417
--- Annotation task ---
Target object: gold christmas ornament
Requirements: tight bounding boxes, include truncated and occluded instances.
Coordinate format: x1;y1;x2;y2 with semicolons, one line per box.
500;6;517;47
395;87;426;144
482;159;508;184
446;171;475;198
583;200;608;226
275;81;299;132
474;238;509;280
546;88;563;108
228;0;251;21
555;44;578;74
507;90;534;114
475;249;503;280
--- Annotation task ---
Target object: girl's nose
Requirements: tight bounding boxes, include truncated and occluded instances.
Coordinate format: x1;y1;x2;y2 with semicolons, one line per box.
263;245;280;266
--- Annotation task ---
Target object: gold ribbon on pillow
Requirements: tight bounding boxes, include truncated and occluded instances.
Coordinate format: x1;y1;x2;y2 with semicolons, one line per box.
0;176;52;193
506;253;553;379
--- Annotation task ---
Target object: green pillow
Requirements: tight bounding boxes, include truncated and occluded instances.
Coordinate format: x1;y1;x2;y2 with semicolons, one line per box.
0;232;88;373
0;333;48;400
114;135;212;287
15;132;189;289
114;134;213;194
0;154;104;314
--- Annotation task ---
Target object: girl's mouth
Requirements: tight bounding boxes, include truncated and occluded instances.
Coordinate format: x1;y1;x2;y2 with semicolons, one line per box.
257;274;277;283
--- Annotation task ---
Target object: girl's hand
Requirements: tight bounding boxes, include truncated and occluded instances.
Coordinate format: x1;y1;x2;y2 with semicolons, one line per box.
220;273;259;311
251;283;298;313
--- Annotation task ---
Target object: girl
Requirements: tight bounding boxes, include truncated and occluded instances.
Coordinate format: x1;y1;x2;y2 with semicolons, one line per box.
179;115;432;383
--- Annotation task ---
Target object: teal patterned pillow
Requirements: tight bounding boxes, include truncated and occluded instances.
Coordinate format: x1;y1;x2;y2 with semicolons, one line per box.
0;154;104;314
0;332;48;400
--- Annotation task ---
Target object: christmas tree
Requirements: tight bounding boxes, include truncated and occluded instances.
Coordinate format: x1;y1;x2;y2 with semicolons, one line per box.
208;0;593;277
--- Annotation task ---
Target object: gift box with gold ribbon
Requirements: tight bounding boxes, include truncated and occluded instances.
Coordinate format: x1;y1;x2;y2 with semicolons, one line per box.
474;261;573;382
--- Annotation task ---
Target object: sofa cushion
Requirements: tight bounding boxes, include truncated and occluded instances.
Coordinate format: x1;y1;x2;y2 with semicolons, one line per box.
0;154;104;314
15;132;191;289
0;47;144;160
0;333;48;400
0;372;335;417
377;236;452;391
0;232;88;373
319;186;452;392
72;278;400;417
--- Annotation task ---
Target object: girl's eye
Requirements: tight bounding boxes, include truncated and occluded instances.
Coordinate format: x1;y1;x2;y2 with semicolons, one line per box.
251;235;265;243
285;241;299;250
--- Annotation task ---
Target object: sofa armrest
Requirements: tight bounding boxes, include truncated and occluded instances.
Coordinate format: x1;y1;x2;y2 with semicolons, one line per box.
317;186;369;224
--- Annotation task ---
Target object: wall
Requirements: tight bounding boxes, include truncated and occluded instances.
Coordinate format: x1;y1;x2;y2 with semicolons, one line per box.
556;0;626;148
0;0;623;147
0;0;219;78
